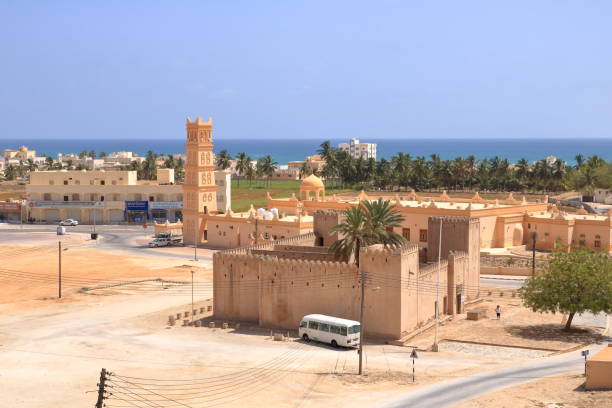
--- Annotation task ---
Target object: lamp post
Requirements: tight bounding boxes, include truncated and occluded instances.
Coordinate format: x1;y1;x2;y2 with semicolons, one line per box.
194;222;198;261
433;218;443;352
191;270;195;323
531;231;537;275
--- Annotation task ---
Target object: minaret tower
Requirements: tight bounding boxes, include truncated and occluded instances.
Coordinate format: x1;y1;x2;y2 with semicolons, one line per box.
183;117;217;245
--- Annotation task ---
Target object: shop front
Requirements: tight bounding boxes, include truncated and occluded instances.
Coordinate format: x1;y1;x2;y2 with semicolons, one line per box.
150;201;183;223
0;202;22;223
125;201;148;223
27;201;104;224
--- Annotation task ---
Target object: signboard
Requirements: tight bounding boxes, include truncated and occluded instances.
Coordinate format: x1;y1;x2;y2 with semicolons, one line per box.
27;201;104;209
0;202;22;212
410;349;418;359
150;201;183;209
125;201;148;211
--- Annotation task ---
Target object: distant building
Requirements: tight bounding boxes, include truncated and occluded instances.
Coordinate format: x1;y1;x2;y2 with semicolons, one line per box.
26;168;183;224
2;146;46;169
338;138;377;160
594;189;612;205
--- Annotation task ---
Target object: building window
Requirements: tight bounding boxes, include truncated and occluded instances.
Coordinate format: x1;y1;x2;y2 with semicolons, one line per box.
527;223;531;229
72;194;79;201
595;234;601;239
594;240;601;248
63;196;69;202
100;196;104;202
49;180;54;185
419;229;427;242
402;228;410;240
63;180;68;185
43;193;51;201
112;180;117;185
579;240;586;246
75;180;80;185
149;196;154;202
100;180;105;185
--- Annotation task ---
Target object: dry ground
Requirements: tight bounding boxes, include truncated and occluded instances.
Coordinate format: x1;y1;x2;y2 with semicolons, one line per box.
452;371;612;408
407;297;603;353
0;180;26;200
0;231;606;408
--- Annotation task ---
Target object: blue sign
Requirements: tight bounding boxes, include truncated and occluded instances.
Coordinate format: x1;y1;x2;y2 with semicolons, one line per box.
125;201;149;211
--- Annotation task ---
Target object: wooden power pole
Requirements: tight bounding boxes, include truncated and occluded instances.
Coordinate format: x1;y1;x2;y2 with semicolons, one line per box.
95;368;107;408
58;241;62;299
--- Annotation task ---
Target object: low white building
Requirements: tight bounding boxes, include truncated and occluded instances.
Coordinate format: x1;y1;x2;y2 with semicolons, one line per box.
338;138;377;160
594;188;612;205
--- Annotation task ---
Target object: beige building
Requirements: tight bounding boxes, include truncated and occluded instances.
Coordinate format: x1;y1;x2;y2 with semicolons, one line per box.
213;213;480;340
338;138;377;160
586;344;612;390
26;168;183;224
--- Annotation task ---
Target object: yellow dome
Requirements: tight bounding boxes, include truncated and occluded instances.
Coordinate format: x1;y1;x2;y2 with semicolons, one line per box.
300;174;324;190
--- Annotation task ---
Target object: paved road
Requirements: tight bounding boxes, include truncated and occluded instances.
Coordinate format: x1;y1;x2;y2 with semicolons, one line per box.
381;316;610;408
0;224;213;261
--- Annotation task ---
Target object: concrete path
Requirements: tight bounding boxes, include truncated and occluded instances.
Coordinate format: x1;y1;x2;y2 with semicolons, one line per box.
380;315;610;408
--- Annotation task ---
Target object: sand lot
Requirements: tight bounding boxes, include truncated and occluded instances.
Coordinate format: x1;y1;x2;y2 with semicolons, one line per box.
0;229;606;407
452;371;612;408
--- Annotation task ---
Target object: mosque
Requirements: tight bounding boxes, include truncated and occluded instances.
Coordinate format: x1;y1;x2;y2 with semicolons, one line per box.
180;117;611;253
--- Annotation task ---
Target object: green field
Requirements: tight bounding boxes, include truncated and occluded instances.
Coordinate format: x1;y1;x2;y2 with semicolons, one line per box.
231;179;354;212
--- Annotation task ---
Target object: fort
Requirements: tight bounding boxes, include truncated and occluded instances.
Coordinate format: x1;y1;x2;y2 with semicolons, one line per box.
212;212;480;340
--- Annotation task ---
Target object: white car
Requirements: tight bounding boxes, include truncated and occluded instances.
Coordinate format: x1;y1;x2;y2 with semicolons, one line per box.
59;219;79;226
148;238;170;247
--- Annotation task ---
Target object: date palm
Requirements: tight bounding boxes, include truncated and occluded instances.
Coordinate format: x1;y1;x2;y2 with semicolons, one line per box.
330;199;406;266
216;149;232;170
235;152;251;188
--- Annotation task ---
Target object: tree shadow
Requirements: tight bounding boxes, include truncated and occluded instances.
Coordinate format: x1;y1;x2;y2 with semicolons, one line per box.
504;324;600;344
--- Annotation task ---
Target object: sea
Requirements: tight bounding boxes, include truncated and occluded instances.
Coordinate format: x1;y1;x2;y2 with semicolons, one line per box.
1;138;611;165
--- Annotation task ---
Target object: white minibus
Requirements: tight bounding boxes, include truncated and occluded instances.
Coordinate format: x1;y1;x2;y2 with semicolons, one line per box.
298;314;361;348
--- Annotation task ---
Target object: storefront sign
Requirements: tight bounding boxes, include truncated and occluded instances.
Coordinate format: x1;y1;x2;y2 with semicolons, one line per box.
125;201;149;211
27;201;104;209
150;201;183;209
0;202;22;212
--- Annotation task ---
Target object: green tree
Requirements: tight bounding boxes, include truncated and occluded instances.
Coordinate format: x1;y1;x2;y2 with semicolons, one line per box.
519;247;612;331
330;199;406;266
45;156;54;169
235;152;251;188
216;149;232;170
4;164;17;180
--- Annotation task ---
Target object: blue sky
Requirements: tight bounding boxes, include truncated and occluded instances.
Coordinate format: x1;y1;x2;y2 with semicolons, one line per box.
0;1;611;140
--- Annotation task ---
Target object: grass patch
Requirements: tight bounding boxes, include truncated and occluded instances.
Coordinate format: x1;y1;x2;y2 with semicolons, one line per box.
231;179;354;212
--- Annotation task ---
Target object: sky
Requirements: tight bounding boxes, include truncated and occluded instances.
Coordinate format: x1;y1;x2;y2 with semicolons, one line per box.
0;1;611;140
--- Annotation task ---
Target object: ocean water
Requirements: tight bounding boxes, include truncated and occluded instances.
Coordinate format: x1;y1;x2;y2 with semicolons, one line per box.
1;138;610;165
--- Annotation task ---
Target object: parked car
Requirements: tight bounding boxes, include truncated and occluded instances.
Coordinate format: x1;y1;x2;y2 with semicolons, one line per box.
59;219;79;226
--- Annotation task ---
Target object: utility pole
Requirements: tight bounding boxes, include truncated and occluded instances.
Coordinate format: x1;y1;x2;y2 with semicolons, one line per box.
531;231;537;276
433;219;442;352
358;267;366;375
58;241;62;299
95;368;107;408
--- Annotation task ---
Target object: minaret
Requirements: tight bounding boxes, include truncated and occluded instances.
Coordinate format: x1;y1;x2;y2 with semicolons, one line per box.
183;117;217;245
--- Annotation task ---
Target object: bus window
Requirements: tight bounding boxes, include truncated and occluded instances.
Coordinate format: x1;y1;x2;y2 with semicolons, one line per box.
308;321;319;330
340;326;347;336
348;325;361;334
330;325;340;334
319;323;330;332
299;321;307;328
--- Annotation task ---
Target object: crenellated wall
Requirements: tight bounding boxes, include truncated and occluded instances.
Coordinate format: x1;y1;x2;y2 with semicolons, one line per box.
212;218;480;340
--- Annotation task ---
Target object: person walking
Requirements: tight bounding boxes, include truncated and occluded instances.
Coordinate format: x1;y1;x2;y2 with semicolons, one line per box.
495;305;501;320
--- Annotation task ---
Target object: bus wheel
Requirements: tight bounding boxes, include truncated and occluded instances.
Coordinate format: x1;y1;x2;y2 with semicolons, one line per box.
302;334;310;342
331;340;338;348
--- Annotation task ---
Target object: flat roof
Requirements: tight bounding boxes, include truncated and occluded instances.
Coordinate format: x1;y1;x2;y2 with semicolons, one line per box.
302;314;360;326
591;345;612;362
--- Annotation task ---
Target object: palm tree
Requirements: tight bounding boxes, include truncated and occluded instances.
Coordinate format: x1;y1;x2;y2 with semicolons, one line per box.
216;149;232;170
330;199;406;266
4;164;17;180
300;161;313;179
235;152;251;188
45;156;54;169
574;154;584;169
259;155;278;187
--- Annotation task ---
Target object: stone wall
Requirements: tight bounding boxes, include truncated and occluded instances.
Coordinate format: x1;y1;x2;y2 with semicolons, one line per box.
250;249;338;262
313;209;345;247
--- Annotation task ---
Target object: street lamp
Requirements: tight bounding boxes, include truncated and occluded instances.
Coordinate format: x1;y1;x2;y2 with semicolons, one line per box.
531;231;537;275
